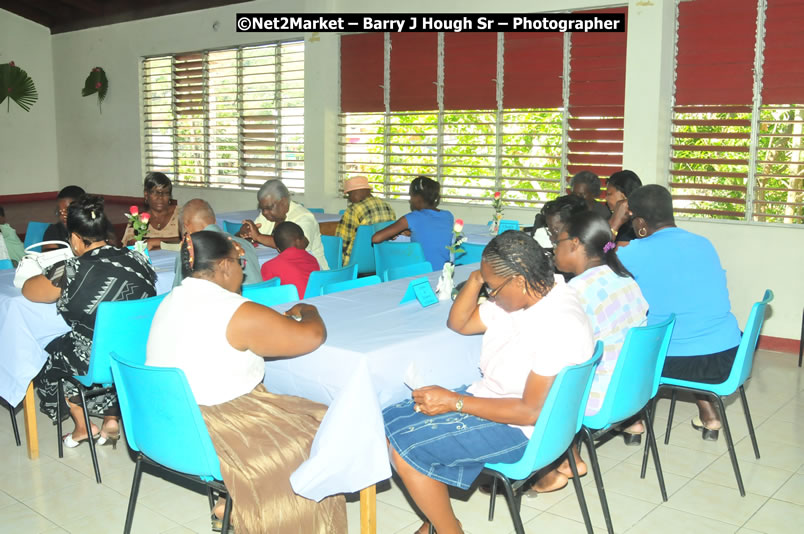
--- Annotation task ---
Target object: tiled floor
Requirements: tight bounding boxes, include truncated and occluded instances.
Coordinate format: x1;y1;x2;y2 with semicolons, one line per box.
2;349;802;533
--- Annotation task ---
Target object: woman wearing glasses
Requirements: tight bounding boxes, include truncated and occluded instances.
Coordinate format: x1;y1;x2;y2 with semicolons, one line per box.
122;172;181;250
383;231;595;534
147;231;346;533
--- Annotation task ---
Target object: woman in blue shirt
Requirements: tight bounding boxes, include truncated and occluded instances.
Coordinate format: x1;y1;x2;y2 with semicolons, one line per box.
618;185;742;442
372;176;454;270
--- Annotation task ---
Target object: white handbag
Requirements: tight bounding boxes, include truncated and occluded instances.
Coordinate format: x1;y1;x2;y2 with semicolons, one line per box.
13;241;74;289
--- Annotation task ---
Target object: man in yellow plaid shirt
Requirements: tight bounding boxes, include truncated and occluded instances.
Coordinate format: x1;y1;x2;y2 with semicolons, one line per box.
335;176;396;266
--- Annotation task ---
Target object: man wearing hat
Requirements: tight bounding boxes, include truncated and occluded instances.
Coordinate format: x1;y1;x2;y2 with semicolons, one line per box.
335;176;396;266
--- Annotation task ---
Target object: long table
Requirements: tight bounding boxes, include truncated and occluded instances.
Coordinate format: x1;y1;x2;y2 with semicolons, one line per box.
265;265;481;499
264;264;481;534
0;247;278;458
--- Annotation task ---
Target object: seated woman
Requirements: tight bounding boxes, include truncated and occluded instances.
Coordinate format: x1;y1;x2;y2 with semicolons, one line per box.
383;231;595;534
42;185;85;251
618;185;742;440
23;195;156;447
146;231;346;534
530;211;649;493
606;170;643;248
371;176;454;270
122;172;181;250
531;194;588;247
570;170;611;219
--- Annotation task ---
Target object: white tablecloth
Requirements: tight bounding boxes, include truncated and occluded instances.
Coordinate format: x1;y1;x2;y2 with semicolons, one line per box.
264;265;483;500
0;248;279;406
217;210;342;225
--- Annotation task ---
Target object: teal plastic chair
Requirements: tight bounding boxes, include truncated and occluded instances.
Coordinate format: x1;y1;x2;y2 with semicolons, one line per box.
345;221;393;275
580;316;675;534
482;342;603;534
322;275;382;295
321;235;343;269
338;209;346;216
0;259;12;270
308;208;325;213
244;277;280;291
242;283;299;306
221;220;242;236
109;352;231;534
386;261;433;282
497;219;520;234
374;241;426;282
304;264;358;299
56;293;166;483
655;290;773;497
23;221;50;252
454;242;484;266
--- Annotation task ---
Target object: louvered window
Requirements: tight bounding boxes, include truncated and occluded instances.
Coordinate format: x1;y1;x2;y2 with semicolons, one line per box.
142;40;304;192
338;11;625;209
670;0;804;224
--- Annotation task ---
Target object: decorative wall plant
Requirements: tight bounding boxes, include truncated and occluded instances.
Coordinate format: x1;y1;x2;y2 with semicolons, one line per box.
82;67;108;113
0;61;38;112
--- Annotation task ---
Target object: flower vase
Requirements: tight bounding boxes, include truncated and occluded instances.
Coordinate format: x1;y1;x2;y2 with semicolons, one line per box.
133;240;150;261
436;262;455;301
489;214;502;235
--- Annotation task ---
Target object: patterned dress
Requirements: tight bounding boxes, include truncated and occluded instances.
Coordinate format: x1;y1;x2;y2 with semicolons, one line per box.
568;265;649;415
34;246;156;422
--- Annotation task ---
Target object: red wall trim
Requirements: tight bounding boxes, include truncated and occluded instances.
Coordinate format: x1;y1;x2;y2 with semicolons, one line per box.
758;335;799;355
0;192;143;205
0;192;58;203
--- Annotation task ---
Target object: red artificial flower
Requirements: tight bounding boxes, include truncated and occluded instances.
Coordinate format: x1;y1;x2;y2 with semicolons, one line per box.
8;61;15;67
95;82;101;89
140;213;151;224
494;191;501;199
129;205;139;216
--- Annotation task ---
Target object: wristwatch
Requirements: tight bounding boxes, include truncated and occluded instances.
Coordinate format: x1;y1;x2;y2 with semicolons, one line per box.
455;395;464;412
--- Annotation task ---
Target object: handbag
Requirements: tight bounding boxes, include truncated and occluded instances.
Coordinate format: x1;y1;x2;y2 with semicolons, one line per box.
13;241;74;289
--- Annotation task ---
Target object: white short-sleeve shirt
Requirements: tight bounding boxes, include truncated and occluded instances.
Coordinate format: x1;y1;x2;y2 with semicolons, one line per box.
255;201;329;270
146;277;265;406
467;280;595;437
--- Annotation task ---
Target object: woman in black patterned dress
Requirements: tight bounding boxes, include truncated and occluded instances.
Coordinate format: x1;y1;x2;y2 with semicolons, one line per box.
22;195;156;447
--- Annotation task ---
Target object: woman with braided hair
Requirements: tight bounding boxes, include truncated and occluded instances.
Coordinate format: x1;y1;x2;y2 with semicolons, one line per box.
528;211;649;493
382;230;595;534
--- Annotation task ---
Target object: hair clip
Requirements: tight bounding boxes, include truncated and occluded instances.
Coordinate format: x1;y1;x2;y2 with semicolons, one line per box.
90;210;96;220
603;241;616;253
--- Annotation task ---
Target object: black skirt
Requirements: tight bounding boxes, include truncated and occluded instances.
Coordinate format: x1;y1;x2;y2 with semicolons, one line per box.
661;345;739;384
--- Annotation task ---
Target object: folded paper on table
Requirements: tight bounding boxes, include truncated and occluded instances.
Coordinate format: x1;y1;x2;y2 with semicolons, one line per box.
289;358;392;501
400;277;438;307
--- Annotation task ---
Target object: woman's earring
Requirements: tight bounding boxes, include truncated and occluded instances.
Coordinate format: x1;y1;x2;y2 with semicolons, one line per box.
638;227;647;237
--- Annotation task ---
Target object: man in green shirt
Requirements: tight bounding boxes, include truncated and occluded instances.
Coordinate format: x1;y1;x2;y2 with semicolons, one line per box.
335;176;396;266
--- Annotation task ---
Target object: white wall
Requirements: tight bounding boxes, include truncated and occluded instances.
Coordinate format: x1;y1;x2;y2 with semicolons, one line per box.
47;0;804;339
0;10;59;195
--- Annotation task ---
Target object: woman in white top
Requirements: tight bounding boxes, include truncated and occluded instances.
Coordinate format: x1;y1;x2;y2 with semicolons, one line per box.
146;231;345;534
383;231;595;534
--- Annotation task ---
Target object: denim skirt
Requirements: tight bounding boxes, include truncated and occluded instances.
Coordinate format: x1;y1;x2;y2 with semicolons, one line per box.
383;387;529;490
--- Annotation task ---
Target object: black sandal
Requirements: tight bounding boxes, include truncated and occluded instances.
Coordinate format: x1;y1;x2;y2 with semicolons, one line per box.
691;416;720;441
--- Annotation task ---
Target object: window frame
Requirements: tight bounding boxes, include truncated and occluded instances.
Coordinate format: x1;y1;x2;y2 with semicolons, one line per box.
140;38;305;193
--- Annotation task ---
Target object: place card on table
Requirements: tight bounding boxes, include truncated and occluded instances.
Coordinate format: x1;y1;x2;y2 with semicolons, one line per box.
400;277;439;308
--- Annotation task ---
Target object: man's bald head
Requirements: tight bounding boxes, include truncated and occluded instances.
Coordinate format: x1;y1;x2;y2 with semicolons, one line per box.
180;199;217;234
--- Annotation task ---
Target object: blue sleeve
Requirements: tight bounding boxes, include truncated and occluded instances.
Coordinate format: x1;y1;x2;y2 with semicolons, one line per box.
403;211;421;232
